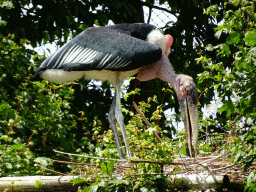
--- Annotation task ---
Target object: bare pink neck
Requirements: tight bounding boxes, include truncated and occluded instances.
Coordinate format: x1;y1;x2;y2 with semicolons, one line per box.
137;55;178;93
156;55;178;92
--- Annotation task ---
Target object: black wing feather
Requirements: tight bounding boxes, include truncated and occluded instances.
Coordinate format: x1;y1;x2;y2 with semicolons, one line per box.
32;23;162;79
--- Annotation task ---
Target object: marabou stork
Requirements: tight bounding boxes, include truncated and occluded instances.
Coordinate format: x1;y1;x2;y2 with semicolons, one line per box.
31;23;198;159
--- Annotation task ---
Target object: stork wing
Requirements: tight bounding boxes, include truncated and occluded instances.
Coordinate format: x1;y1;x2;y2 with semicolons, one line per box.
32;24;162;79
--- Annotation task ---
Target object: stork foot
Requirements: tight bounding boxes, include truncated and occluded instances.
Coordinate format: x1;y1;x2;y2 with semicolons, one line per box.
115;109;132;158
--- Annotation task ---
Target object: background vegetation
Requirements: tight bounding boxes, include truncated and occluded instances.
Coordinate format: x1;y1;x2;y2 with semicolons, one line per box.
0;0;255;191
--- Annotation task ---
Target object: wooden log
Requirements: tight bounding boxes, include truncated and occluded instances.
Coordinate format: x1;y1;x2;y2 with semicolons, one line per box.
0;174;230;191
171;174;230;189
0;176;80;192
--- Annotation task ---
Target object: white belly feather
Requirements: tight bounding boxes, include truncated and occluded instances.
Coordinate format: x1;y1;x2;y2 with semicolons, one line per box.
40;69;140;85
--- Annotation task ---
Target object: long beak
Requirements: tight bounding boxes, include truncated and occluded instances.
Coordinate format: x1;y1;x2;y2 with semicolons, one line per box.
178;80;198;157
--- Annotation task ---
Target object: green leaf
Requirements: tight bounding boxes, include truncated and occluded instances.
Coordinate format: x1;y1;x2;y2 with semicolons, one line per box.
205;44;214;51
90;185;99;192
0;101;16;119
230;0;240;7
227;31;241;44
35;180;42;188
239;133;247;142
0;1;13;8
11;144;24;150
218;100;237;118
245;155;253;163
140;187;150;192
215;29;223;39
5;163;13;169
101;163;107;173
243;32;256;46
0;20;7;26
34;157;53;167
233;150;246;163
70;177;88;184
218;104;227;113
246;117;254;125
247;171;256;185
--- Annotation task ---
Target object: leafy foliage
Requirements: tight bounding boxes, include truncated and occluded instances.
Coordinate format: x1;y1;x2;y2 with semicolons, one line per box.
1;0;256;191
82;175;175;192
69;98;187;191
197;0;256;190
0;138;36;176
1;0;141;47
0;0;145;177
0;0;85;176
0;5;38;175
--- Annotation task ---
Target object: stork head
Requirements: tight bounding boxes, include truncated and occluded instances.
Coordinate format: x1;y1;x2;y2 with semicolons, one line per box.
175;74;198;157
137;32;198;157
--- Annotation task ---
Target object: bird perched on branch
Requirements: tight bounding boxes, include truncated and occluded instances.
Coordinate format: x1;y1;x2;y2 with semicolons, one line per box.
31;23;198;159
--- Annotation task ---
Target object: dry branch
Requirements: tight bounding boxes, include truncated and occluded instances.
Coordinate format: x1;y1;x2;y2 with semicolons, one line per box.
199;154;225;165
53;159;96;166
132;101;162;143
130;159;183;165
35;164;67;176
53;149;125;162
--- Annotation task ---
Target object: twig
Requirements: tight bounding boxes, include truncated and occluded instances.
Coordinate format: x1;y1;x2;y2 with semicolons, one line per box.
199;154;225;165
67;164;86;175
27;131;36;148
54;159;133;170
53;150;183;166
198;87;206;102
59;153;79;162
53;160;96;166
124;172;172;178
35;165;67;176
53;149;126;162
212;146;226;156
131;159;183;165
173;156;217;160
132;101;162;143
211;164;235;171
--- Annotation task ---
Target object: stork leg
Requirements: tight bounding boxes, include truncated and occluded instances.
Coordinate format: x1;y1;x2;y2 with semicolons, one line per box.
115;72;132;158
108;95;125;160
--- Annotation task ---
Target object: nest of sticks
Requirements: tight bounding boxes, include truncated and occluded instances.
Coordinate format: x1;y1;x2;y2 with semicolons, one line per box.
50;150;252;184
